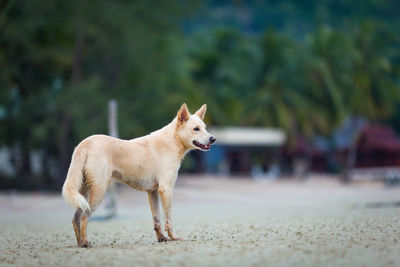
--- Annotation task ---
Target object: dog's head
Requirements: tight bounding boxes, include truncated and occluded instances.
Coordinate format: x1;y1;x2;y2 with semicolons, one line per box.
175;103;216;151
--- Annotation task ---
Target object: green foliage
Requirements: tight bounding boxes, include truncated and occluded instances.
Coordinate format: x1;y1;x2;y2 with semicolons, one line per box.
0;0;399;185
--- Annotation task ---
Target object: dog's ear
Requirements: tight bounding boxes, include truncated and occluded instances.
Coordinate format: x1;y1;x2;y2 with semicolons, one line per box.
195;104;207;120
177;103;190;125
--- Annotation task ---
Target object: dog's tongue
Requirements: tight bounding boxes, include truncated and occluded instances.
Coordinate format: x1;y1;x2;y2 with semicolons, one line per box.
205;144;210;149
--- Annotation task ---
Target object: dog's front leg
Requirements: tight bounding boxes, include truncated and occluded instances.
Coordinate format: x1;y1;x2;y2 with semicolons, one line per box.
147;190;169;242
158;187;183;241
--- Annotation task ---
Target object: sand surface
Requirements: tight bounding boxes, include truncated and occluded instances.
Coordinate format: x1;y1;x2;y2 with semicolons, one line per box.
1;175;400;267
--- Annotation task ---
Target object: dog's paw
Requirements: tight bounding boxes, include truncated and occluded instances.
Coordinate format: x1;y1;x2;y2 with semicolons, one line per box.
157;235;170;242
79;241;92;248
169;235;184;241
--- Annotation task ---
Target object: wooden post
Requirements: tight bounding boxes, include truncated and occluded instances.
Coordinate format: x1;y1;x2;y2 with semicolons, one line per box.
108;99;119;138
105;99;118;219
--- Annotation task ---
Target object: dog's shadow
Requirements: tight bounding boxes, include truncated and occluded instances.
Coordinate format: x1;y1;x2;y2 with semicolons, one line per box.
89;214;131;222
62;239;194;250
363;201;400;209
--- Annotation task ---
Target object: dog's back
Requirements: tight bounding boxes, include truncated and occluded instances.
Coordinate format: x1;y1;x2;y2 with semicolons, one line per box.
62;130;180;212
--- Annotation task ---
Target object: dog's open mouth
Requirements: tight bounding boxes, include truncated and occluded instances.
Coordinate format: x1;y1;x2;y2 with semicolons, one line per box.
193;140;211;150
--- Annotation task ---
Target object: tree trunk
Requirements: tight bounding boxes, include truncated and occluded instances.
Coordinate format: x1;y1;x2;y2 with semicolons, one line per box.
57;5;84;187
342;142;357;183
17;145;31;189
58;114;71;187
341;117;364;183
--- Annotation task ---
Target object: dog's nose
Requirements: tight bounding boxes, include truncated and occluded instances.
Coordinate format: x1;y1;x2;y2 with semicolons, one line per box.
210;136;216;144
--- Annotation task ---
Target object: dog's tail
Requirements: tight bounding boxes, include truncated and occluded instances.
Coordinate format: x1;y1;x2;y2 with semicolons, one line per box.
62;145;91;213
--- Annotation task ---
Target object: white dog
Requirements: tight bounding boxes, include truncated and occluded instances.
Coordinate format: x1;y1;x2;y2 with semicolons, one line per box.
62;103;215;247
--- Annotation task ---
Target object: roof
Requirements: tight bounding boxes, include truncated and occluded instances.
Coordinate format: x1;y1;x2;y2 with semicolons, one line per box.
358;124;400;152
210;127;286;146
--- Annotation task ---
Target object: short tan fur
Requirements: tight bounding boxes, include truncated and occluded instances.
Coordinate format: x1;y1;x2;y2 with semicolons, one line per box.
62;103;215;247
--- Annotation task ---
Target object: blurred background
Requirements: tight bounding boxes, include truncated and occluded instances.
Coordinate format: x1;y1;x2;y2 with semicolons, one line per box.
1;0;400;190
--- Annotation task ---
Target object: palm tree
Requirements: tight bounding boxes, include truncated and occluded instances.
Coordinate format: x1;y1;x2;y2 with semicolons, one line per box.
186;28;260;126
341;21;400;181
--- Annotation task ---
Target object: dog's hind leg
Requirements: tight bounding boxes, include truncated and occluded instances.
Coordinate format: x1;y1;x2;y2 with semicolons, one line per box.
72;209;83;246
74;174;92;247
147;190;169;242
79;210;91;247
79;174;109;247
72;183;90;247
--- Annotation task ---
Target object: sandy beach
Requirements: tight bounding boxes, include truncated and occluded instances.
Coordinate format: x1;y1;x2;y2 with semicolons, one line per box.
1;175;400;267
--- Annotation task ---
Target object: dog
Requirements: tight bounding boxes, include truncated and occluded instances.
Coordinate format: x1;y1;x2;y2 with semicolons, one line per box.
62;103;215;247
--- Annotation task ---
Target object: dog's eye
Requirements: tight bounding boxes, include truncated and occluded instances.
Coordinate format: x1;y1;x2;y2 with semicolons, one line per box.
194;127;200;131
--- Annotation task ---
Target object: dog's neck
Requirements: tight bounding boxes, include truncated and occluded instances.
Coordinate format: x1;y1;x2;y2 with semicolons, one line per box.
150;119;190;161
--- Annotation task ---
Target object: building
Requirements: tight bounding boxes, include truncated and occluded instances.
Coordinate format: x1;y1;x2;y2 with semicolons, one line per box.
193;127;286;176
